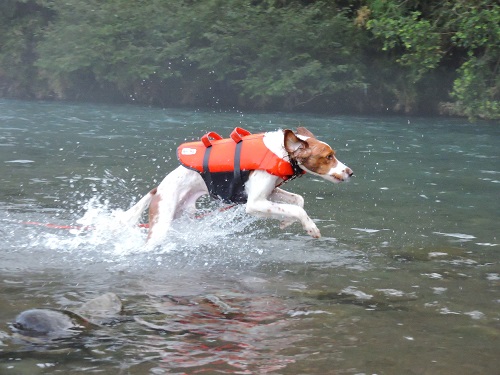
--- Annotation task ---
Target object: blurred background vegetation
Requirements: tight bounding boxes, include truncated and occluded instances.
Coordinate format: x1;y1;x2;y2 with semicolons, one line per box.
0;0;498;119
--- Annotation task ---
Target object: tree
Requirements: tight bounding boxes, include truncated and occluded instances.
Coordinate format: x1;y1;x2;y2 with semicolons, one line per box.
447;0;500;119
183;0;367;110
0;0;52;97
1;0;498;119
365;0;499;119
35;0;188;103
35;0;367;111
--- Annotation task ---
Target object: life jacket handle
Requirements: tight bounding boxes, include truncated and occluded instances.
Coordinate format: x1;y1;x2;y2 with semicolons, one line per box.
230;127;252;143
201;131;223;147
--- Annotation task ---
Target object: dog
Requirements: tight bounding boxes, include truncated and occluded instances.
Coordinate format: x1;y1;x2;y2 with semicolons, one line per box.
120;127;353;245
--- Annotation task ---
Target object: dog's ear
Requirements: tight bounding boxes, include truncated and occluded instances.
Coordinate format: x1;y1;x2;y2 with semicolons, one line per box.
296;127;315;138
284;129;311;158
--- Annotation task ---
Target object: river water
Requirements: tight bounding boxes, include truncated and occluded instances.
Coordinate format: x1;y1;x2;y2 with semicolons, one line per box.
0;99;499;374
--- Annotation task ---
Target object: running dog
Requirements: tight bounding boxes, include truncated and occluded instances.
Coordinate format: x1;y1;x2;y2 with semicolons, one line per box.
120;127;353;245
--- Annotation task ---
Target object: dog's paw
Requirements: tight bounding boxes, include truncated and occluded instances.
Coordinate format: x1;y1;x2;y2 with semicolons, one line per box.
304;220;321;238
307;227;321;238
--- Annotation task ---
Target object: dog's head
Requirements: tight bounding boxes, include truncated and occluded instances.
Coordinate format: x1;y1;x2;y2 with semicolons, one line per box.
284;127;353;183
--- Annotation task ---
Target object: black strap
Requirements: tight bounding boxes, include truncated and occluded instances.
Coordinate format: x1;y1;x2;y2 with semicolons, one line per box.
202;146;213;191
228;139;243;200
233;140;243;183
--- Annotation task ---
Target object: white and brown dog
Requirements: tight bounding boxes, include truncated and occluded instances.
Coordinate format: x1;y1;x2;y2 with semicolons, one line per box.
121;127;352;245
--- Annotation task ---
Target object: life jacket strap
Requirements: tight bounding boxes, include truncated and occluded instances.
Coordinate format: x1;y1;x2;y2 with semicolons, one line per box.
229;136;244;199
199;128;251;203
202;144;213;191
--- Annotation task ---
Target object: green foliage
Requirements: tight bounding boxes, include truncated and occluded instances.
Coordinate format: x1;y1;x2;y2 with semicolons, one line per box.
35;0;187;100
34;0;366;109
184;1;365;109
366;2;446;113
366;0;499;119
446;1;500;120
0;0;51;97
452;56;499;120
368;10;442;79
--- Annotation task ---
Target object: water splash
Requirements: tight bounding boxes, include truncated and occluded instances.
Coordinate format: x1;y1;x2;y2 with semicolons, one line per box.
2;193;267;271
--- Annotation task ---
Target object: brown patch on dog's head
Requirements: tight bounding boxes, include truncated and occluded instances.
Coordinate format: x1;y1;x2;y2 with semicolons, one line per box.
285;128;343;176
299;139;338;175
284;128;353;182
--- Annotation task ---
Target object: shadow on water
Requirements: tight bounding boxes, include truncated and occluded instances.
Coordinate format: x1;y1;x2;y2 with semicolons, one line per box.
0;100;499;374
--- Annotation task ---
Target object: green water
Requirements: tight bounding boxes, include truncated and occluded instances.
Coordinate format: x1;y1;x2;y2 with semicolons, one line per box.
0;99;499;374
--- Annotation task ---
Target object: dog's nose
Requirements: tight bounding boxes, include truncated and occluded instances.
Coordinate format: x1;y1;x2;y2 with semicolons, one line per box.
345;167;354;177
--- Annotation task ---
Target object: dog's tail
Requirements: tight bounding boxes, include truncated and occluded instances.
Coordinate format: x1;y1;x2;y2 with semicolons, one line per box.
118;188;157;226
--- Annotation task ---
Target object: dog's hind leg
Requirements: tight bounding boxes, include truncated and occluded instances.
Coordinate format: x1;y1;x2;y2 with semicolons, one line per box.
147;189;176;245
147;166;208;247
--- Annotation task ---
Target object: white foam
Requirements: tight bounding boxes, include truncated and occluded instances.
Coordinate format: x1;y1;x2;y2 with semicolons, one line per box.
375;289;406;297
352;227;381;233
433;232;476;240
432;287;447;294
439;307;461;315
480;170;500;174
287;310;332;317
464;310;485;320
341;286;373;300
5;159;35;163
428;252;448;258
422;273;443;279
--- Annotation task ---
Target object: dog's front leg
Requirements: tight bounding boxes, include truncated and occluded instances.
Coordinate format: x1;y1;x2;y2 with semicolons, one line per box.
269;187;304;229
245;171;320;238
269;187;304;206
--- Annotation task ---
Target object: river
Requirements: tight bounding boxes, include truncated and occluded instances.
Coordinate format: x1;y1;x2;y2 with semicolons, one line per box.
1;99;499;374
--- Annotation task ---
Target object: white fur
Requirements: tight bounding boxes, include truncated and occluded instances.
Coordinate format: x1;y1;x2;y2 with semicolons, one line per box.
262;130;288;159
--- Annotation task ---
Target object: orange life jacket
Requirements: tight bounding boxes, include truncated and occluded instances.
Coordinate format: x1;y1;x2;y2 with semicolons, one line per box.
177;127;303;203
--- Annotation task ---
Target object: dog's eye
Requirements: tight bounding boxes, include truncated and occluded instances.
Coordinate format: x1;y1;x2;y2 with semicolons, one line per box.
326;154;334;160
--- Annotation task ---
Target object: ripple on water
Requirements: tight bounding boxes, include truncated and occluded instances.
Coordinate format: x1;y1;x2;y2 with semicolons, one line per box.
5;159;35;164
433;232;476;240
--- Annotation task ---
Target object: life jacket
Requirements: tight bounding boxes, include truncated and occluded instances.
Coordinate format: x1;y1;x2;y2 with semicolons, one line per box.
177;127;303;203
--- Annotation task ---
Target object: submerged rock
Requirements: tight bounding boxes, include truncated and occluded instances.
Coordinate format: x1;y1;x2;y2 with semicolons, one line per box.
390;246;468;262
77;292;123;322
10;292;123;342
11;309;89;339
